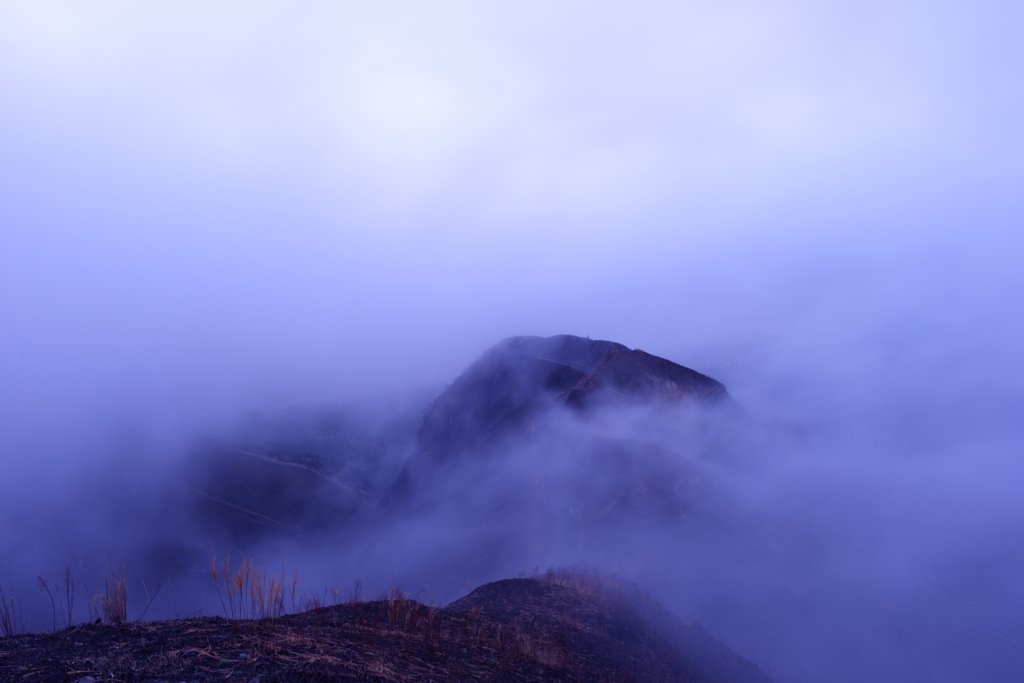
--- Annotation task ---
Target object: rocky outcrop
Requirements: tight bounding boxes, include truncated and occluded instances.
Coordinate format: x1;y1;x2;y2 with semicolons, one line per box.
413;335;729;467
382;335;734;518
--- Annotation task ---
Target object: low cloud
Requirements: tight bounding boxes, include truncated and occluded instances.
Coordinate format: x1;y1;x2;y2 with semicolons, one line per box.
1;3;1023;681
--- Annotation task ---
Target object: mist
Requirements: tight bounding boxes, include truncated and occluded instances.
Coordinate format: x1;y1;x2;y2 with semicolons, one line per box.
2;2;1023;682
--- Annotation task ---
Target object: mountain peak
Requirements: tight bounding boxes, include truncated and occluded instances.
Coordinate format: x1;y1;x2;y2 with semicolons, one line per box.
380;335;732;514
415;334;728;463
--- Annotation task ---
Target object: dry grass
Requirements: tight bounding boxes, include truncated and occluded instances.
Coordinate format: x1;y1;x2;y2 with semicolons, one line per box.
60;565;76;627
36;565;79;630
5;556;330;635
0;573;774;683
209;555;298;620
0;595;586;682
0;563;767;682
0;570;22;637
97;565;128;625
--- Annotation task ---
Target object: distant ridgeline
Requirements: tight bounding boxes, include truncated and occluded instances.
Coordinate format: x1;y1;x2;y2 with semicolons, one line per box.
179;334;751;551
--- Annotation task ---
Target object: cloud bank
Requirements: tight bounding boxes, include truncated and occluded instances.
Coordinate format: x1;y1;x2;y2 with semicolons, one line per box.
1;3;1023;681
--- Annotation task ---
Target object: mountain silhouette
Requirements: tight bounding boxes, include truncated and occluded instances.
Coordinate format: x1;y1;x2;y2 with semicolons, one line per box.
184;335;741;552
381;335;736;520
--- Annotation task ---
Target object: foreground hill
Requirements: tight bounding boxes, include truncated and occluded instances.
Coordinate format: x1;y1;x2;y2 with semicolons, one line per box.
0;573;772;683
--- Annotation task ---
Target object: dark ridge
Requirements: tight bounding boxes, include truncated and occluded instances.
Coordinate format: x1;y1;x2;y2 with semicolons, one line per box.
383;335;731;509
178;405;418;542
0;574;772;683
451;573;775;683
184;447;375;540
177;335;738;547
415;335;728;465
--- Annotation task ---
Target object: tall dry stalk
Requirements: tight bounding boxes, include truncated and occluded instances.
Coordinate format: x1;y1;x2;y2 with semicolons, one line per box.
0;570;21;637
62;566;75;628
139;579;163;621
0;594;17;637
383;586;411;630
36;566;79;630
37;577;58;631
349;579;364;604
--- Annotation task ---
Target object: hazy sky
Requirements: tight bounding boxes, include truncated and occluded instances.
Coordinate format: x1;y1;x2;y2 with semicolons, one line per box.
1;0;1022;480
2;7;1024;679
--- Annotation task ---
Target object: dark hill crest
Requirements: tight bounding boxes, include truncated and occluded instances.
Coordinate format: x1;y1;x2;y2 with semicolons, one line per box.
0;571;774;683
415;335;729;464
383;334;734;513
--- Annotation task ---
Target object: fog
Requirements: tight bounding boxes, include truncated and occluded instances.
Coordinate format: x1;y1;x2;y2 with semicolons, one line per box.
1;2;1023;682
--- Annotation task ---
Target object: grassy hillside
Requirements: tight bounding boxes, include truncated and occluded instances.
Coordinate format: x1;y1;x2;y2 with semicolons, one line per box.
0;572;772;683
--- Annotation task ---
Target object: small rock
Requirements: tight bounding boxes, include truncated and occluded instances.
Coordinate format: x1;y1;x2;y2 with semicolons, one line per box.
238;652;249;659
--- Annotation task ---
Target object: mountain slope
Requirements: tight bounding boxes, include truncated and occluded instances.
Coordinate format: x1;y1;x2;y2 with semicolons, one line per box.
450;573;775;683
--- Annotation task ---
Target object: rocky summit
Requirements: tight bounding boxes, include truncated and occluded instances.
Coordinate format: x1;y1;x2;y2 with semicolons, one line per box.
185;335;741;547
416;335;730;463
380;335;733;507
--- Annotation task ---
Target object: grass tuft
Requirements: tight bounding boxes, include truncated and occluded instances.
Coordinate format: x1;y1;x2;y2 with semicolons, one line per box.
209;555;297;620
97;565;128;624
